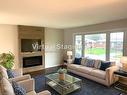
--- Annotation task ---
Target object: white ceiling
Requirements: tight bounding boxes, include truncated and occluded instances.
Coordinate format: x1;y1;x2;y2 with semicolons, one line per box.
0;0;127;29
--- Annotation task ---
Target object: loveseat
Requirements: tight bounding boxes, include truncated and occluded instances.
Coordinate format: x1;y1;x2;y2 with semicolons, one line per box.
0;65;51;95
67;58;119;86
0;77;51;95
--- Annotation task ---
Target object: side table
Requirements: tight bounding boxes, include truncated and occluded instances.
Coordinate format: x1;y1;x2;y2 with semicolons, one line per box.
114;70;127;93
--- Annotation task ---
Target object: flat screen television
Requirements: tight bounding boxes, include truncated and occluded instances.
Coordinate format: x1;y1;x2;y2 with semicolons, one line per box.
21;39;41;52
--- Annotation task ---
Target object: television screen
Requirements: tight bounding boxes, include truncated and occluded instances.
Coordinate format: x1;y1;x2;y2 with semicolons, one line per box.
21;39;41;52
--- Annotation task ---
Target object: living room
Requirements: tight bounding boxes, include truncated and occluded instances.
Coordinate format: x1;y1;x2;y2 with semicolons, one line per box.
0;0;127;95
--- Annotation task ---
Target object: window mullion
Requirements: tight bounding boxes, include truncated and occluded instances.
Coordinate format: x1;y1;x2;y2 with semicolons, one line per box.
106;32;110;61
82;34;85;57
123;32;127;56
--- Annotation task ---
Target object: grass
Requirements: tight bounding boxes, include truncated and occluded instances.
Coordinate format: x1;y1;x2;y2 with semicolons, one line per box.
85;48;122;56
85;48;106;55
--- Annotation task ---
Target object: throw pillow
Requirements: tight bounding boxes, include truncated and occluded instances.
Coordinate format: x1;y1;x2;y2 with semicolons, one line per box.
81;58;87;66
7;69;15;78
94;59;101;69
100;61;111;71
85;58;95;67
73;58;82;65
12;81;26;95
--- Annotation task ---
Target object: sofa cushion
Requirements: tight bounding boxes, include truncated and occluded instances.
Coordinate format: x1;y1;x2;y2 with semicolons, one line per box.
85;58;95;67
68;64;93;74
77;66;93;74
26;91;36;95
12;81;26;95
73;58;82;65
1;78;15;95
0;65;8;79
100;61;111;71
90;69;106;79
68;64;81;70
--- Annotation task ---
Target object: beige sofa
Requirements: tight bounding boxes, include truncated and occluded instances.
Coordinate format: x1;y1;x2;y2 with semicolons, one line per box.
67;58;119;86
0;77;51;95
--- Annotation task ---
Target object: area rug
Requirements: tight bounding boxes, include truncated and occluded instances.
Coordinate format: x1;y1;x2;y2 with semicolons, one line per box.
33;73;122;95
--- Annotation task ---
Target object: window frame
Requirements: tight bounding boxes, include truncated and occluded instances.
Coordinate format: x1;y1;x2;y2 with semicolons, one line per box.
74;31;125;62
74;34;83;57
109;32;124;62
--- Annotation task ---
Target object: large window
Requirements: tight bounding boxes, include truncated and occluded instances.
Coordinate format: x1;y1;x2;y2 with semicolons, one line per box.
110;32;124;63
74;32;124;63
84;34;106;60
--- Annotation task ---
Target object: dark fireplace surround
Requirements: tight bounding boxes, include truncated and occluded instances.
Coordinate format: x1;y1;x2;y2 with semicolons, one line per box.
23;56;42;68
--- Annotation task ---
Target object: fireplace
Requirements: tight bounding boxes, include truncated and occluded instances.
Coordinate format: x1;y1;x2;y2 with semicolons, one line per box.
23;56;42;68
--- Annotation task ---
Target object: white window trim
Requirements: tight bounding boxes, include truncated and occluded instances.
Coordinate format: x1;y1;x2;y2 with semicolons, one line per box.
74;31;127;62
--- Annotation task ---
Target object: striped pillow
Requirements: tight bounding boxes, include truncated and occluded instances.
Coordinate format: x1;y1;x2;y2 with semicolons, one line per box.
94;60;101;69
85;58;95;67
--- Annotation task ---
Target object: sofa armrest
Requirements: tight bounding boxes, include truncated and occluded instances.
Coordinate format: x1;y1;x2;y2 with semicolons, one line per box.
106;66;119;85
17;78;35;93
9;74;31;82
38;90;51;95
12;68;23;77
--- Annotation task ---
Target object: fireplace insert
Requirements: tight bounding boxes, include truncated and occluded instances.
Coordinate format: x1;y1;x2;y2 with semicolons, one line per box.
23;56;42;68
